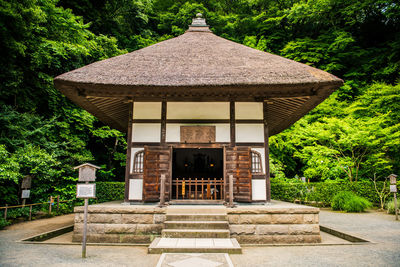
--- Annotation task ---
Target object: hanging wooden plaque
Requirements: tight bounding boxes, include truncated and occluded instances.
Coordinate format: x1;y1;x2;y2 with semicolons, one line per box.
180;126;216;143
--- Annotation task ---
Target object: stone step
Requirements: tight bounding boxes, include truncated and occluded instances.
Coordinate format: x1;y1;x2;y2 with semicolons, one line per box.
166;214;227;221
148;237;242;254
164;221;229;230
162;229;230;238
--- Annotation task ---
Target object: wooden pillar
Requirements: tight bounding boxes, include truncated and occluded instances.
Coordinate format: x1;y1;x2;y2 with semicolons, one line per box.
161;100;167;146
124;101;134;202
263;100;271;202
230;101;235;147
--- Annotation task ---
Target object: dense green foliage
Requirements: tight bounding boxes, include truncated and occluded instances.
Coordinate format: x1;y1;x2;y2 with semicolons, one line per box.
271;179;398;206
96;182;125;202
331;191;372;212
1;0;399;206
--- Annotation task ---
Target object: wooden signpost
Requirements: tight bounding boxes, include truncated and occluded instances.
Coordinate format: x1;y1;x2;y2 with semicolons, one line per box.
74;163;100;258
389;174;398;220
21;175;32;206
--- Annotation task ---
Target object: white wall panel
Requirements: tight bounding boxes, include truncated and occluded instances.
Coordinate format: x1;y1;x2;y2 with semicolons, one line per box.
252;179;266;200
235;102;263;119
129;179;143;200
167;102;229;119
132;123;160;142
166;124;180;142
133;102;161;119
236;124;264;143
216;124;230;142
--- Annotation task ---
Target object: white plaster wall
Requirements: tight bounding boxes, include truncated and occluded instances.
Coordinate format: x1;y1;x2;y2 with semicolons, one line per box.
216;124;230;142
236;124;264;143
133;102;161;119
252;179;266;200
129;179;143;200
166;124;180;143
251;147;265;174
166;123;230;143
235;102;263;119
132;123;161;142
167;102;229;119
130;147;144;174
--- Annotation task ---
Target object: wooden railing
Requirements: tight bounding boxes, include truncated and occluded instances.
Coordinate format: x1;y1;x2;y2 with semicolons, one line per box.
173;178;224;200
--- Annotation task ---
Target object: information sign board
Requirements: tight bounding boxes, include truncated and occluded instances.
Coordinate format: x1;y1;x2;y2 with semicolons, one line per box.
21;190;30;199
76;184;96;198
21;176;32;189
390;185;397;193
79;166;96;182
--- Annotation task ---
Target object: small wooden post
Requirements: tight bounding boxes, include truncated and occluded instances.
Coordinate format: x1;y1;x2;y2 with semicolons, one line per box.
228;175;234;207
82;195;89;258
49;196;52;214
263;100;271;203
159;174;166;207
4;204;7;220
389;174;398;221
395;192;398;221
22;199;26;207
176;178;178;200
57;195;60;212
29;205;32;221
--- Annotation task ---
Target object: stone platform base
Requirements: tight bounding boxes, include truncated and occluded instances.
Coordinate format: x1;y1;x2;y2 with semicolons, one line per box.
227;201;321;244
72;200;321;244
73;203;166;243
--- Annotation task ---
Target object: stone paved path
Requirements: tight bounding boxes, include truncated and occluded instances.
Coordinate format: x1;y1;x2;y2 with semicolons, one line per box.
1;209;399;266
156;253;233;267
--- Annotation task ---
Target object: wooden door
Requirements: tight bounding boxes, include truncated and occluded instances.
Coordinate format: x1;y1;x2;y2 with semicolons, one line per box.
143;146;171;202
225;146;252;202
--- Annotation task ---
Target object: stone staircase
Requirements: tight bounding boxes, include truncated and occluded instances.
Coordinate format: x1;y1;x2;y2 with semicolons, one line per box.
148;206;241;254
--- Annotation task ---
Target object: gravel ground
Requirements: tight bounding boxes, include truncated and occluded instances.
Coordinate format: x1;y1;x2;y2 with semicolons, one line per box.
0;209;399;267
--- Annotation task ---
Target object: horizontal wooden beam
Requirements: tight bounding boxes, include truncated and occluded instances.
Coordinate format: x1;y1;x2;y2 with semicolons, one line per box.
131;119;264;124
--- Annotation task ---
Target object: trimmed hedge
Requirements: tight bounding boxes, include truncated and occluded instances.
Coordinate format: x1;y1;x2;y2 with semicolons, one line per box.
94;180;396;207
96;182;125;203
271;180;397;206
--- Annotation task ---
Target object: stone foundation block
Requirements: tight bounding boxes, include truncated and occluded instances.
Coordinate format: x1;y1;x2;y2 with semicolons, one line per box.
288;224;320;235
303;234;321;243
104;224;137;234
74;223;105;234
153;214;166;224
303;214;319;224
229;225;256;235
233;235;274;244
121;214;153;224
74;213;83;223
88;214;122;224
136;224;163;234
228;215;240;224
255;225;289;235
119;234;155;243
271;214;304;224
239;214;272;224
273;235;304;243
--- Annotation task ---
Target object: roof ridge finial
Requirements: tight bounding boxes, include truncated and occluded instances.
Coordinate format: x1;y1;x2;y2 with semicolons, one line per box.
188;12;211;32
190;12;208;27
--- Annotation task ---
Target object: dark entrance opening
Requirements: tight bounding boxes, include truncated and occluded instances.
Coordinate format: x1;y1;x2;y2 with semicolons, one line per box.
172;148;224;200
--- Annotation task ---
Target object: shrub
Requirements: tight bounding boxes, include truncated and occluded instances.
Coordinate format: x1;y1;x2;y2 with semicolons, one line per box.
386;199;399;214
271;179;399;206
331;191;371;212
96;182;125;202
0;218;10;229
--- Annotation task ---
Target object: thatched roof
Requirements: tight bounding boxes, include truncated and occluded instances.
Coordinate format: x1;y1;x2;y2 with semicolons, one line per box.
54;15;343;135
